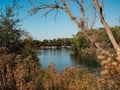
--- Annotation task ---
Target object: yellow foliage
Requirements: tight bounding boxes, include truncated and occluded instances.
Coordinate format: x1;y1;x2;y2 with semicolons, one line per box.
97;54;105;60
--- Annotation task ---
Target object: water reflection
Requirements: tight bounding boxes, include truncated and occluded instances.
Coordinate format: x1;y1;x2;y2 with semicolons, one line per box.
70;54;100;69
38;49;75;71
37;49;100;71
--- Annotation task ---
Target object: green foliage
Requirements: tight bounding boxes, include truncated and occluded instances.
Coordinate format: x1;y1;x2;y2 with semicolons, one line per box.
55;38;62;46
49;40;55;46
96;26;120;49
0;2;25;53
71;32;90;54
42;39;49;46
0;1;38;59
111;26;120;44
22;37;38;58
39;38;72;47
71;26;120;54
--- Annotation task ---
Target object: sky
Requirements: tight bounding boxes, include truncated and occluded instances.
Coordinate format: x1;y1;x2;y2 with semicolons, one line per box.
0;0;120;40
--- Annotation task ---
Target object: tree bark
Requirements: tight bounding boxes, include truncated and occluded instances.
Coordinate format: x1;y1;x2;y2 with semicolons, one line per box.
62;0;111;56
92;0;120;56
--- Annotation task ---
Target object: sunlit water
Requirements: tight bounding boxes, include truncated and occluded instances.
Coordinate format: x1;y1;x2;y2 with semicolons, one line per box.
37;49;99;71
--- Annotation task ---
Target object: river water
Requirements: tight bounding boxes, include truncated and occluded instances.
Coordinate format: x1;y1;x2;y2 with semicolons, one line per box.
37;49;99;71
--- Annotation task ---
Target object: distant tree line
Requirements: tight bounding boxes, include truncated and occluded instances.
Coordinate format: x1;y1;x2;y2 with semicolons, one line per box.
32;38;72;49
33;26;120;51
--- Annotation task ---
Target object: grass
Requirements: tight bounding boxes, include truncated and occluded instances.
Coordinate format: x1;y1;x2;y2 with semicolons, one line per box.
0;52;120;90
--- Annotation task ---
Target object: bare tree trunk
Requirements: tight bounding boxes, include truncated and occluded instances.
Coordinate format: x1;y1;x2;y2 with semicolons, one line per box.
29;0;112;57
62;0;98;48
62;0;111;56
92;0;120;56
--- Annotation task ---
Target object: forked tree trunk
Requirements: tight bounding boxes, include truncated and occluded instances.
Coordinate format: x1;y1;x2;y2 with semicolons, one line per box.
62;0;111;57
31;0;119;57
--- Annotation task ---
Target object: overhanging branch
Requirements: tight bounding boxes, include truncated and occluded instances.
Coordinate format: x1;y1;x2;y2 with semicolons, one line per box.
29;0;64;15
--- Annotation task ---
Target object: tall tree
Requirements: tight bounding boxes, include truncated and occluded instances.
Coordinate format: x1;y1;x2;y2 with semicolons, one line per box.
29;0;119;58
92;0;120;56
0;0;28;53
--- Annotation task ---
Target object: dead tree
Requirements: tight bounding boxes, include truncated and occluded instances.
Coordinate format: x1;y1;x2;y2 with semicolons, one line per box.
92;0;120;56
29;1;120;88
29;0;120;58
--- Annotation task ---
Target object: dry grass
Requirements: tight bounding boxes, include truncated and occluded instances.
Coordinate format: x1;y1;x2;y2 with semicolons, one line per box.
98;54;120;90
35;64;99;90
0;52;120;90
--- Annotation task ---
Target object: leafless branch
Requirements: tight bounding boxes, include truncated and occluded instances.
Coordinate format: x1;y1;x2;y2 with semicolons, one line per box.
29;0;63;16
93;0;120;55
62;0;80;26
90;7;97;29
73;0;85;26
28;0;112;56
74;0;84;18
42;8;55;17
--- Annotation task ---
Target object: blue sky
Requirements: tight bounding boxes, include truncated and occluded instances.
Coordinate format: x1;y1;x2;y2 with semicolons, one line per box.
0;0;120;40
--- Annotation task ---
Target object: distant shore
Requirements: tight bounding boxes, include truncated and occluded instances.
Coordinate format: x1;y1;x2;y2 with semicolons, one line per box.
39;46;71;49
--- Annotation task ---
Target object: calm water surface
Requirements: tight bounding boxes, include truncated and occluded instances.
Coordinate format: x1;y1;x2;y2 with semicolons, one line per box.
37;49;99;71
